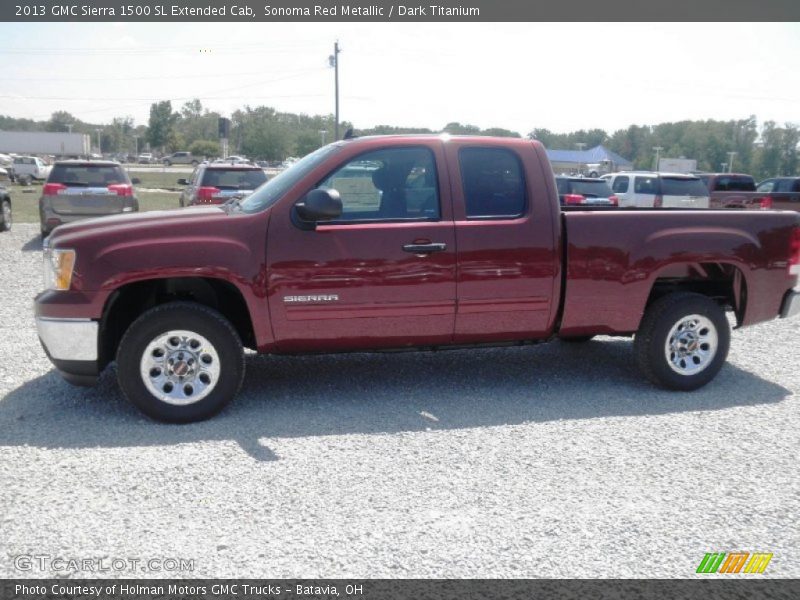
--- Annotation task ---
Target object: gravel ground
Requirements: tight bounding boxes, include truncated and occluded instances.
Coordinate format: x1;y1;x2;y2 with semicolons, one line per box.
0;223;798;579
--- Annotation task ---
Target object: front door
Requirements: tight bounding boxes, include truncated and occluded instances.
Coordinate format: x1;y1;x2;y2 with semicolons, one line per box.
267;143;457;352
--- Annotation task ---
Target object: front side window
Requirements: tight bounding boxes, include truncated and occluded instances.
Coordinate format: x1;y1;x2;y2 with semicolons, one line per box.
756;179;775;193
612;176;629;193
317;147;439;222
459;147;526;219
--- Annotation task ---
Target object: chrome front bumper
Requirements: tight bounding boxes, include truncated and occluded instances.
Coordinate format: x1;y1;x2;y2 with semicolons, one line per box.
36;317;98;361
780;289;800;319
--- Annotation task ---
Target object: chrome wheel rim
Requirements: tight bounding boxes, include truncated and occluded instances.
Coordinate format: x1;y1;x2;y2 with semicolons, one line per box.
664;314;718;376
140;330;221;405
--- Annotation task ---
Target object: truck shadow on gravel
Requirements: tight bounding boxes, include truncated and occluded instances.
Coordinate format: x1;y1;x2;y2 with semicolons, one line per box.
20;234;43;252
0;339;791;461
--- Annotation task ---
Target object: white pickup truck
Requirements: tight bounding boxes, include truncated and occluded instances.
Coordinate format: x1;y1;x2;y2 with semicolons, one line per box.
12;155;52;184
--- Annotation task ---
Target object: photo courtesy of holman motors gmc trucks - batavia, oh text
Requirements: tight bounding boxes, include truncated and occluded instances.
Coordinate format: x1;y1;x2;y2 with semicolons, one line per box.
34;135;800;423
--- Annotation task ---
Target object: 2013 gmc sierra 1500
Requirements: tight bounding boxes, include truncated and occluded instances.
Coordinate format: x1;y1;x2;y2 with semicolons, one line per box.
34;135;800;422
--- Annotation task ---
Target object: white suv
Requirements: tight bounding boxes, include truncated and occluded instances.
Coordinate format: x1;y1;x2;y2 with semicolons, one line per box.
12;156;51;184
602;172;710;208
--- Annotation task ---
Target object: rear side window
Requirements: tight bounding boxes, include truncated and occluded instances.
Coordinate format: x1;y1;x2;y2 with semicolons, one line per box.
460;147;526;219
201;169;267;189
611;176;629;193
48;164;128;186
634;176;658;194
774;178;800;193
661;177;708;196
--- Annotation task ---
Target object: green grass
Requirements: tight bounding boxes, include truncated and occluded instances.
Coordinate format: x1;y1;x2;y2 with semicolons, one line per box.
8;183;181;223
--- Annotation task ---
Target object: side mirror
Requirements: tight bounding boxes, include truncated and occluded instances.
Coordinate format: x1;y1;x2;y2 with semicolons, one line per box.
130;177;141;185
177;178;189;185
294;188;342;225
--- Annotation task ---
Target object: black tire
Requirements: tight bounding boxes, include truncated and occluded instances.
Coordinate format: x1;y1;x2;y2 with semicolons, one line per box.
560;335;594;343
634;292;730;391
0;199;11;232
116;302;245;423
163;160;172;167
191;160;199;166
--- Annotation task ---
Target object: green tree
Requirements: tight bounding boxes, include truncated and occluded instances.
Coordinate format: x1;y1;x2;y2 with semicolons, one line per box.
146;101;178;151
189;139;220;158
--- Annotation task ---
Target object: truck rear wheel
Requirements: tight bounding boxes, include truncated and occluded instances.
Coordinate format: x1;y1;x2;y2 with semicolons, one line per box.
634;292;729;391
116;302;245;423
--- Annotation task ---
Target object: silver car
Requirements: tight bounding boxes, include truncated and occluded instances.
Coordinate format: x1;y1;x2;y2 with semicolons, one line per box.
39;161;139;236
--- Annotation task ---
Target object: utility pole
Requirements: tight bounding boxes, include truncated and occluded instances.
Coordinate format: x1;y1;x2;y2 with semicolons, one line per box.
329;41;340;140
727;151;737;173
653;146;663;171
95;128;102;155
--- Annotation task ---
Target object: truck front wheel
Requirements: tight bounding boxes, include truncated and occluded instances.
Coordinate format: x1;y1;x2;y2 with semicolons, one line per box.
634;292;730;391
116;302;245;423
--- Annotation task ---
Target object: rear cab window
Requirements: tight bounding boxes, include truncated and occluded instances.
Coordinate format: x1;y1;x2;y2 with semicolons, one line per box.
459;147;526;219
712;175;756;192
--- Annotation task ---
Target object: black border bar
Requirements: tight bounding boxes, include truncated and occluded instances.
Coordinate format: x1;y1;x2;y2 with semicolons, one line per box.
3;0;800;22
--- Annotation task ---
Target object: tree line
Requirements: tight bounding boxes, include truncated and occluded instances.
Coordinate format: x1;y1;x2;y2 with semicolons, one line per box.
0;104;796;179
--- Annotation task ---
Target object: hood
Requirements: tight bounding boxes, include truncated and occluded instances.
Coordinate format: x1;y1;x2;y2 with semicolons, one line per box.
48;206;227;247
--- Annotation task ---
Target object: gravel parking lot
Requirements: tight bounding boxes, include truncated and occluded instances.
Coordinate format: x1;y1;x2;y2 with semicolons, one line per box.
1;222;798;578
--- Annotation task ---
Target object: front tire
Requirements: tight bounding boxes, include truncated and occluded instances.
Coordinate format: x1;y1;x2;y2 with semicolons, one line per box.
634;292;730;391
116;302;245;423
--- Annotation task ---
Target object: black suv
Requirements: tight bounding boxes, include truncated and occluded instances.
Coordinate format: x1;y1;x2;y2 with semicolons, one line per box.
178;164;268;207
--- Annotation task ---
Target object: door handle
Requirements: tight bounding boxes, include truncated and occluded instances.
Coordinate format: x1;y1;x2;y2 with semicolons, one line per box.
402;242;447;254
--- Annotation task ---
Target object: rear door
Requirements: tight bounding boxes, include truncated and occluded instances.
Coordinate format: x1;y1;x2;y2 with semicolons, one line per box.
45;164;132;216
267;141;457;352
633;175;658;207
445;140;560;342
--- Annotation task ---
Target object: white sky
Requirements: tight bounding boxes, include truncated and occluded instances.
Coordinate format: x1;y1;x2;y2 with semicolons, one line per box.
0;22;798;135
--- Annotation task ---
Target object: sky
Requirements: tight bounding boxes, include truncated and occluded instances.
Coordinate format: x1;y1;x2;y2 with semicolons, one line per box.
0;22;798;135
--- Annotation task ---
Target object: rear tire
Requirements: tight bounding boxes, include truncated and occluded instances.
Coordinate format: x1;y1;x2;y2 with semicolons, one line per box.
116;302;245;423
0;199;11;232
634;292;729;391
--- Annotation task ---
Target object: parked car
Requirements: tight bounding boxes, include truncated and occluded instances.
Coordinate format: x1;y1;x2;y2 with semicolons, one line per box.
12;155;51;184
756;177;800;212
34;136;800;423
602;172;710;208
137;153;154;164
177;163;268;206
0;171;11;232
555;176;618;206
699;173;769;209
163;151;200;167
39;160;139;236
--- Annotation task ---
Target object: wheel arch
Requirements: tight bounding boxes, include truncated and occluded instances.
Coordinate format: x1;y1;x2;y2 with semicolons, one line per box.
99;276;257;369
643;261;747;328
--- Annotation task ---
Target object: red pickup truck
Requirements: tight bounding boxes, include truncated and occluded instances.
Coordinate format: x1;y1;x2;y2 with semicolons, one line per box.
35;136;800;422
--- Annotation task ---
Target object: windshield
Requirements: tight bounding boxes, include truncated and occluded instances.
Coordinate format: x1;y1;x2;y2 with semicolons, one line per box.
240;144;341;213
661;177;708;196
201;168;267;189
568;180;613;197
48;164;128;186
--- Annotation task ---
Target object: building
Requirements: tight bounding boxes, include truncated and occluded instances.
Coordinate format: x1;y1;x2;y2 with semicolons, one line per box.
546;145;633;176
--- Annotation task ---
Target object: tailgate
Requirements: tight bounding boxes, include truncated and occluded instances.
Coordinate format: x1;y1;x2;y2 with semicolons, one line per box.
49;188;127;215
662;194;709;208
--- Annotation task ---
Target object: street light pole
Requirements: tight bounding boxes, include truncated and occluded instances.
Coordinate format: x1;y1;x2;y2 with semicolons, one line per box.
329;41;341;140
319;130;327;146
727;152;737;173
653;146;663;171
95;129;102;155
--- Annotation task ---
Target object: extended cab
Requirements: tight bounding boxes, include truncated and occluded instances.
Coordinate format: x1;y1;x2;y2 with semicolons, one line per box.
756;177;800;212
34;136;800;423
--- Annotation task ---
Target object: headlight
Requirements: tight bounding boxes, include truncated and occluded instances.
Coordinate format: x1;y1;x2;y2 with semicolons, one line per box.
43;248;76;291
